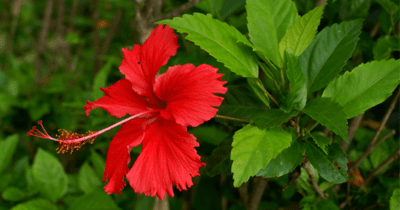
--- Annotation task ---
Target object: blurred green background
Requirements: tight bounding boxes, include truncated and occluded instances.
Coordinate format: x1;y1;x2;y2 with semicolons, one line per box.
0;0;399;209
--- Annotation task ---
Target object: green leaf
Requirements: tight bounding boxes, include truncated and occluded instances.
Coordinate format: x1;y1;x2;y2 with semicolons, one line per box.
206;137;233;177
217;86;269;123
231;125;292;186
375;0;399;15
322;59;400;119
79;162;102;194
247;78;270;107
370;135;397;174
0;134;19;174
188;125;229;146
251;109;295;129
390;188;400;210
279;5;324;58
90;150;106;180
300;19;363;92
68;190;121;210
257;140;305;177
247;0;299;66
220;0;246;20
2;187;25;201
306;142;348;183
285;51;307;111
303;98;349;142
309;132;332;154
373;36;400;60
316;199;340;210
92;56;119;100
32;149;68;202
11;198;58;210
345;0;372;19
196;0;224;17
318;181;335;192
158;13;258;78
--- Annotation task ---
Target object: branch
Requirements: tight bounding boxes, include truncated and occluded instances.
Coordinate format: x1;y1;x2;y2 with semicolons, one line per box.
349;87;400;173
238;181;249;208
303;158;327;199
67;0;79;33
349;129;396;174
364;148;400;186
153;0;204;22
153;197;169;210
248;177;269;210
341;114;364;153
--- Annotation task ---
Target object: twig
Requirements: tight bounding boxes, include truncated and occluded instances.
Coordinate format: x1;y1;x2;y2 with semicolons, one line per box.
153;0;204;22
339;194;354;209
364;148;400;186
303;158;327;199
248;177;269;210
341;114;364;153
315;0;328;8
35;0;54;84
92;0;100;74
350;130;396;174
153;197;169;210
371;22;380;38
214;115;250;123
349;87;400;174
220;175;228;210
238;181;249;208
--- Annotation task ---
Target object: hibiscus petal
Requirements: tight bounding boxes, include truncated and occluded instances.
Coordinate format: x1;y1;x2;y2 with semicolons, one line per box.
84;79;153;118
103;118;148;194
119;24;178;99
153;64;227;127
126;118;204;199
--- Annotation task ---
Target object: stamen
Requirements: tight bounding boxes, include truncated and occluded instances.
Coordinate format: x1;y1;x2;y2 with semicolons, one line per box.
28;109;160;154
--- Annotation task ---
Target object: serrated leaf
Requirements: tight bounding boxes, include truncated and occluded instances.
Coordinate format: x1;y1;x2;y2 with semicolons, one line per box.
0;134;19;174
306;143;348;183
68;190;121;210
285;51;307;111
390;188;400;210
247;0;299;66
189;125;229;146
206;137;233;177
309;132;332;154
279;5;324;58
322;59;400;119
220;0;246;20
303;98;349;142
217;85;269;124
257;140;305;177
11;198;58;210
79;162;102;194
251;109;295;129
345;0;372;19
300;19;363;92
231;125;292;187
90;150;106;180
32;149;68;202
373;36;400;60
375;0;399;15
158;13;258;78
2;187;25;201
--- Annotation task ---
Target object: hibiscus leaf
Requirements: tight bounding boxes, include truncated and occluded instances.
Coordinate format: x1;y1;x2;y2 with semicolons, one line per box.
322;59;400;119
231;125;292;187
306;142;348;183
373;36;400;61
303;98;349;142
158;13;259;78
257;140;305;178
78;162;102;194
309;132;332;154
251;109;295;129
2;187;26;201
285;51;307;112
279;4;324;58
189;125;229;146
206;137;233;177
11;198;58;210
247;0;299;67
300;19;363;92
32;149;68;202
0;134;19;174
217;85;269;125
68;190;121;210
390;188;400;210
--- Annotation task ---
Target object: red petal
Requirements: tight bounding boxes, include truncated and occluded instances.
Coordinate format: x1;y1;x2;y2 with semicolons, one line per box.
153;64;227;127
103;118;149;194
84;79;154;118
119;25;178;100
126;118;204;199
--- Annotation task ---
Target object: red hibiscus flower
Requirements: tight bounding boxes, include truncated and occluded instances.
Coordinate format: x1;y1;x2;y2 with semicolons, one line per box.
28;24;227;199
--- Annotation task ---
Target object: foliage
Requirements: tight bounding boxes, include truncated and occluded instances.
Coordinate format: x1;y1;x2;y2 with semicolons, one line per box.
1;0;399;209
